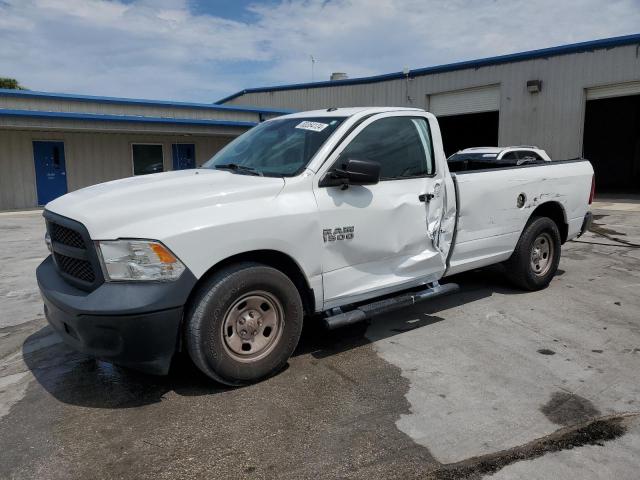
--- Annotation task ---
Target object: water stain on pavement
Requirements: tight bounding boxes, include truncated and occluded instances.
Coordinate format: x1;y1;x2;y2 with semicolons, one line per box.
591;216;626;237
0;322;439;480
426;415;633;480
1;313;637;480
589;218;640;248
540;391;601;426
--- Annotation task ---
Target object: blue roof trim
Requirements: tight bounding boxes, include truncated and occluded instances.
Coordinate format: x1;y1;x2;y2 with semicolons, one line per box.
0;88;292;115
0;109;257;128
215;33;640;104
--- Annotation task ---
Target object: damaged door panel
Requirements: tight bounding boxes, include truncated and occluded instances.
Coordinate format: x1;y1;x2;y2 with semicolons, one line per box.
314;113;449;309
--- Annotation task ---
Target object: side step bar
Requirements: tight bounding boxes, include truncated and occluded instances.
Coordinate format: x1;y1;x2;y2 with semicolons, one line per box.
322;282;460;330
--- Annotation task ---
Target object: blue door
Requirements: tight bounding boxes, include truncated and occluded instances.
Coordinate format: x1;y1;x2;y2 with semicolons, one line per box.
33;141;67;205
172;144;196;170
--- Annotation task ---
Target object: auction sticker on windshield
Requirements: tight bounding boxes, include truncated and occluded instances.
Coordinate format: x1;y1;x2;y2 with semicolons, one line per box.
295;121;329;132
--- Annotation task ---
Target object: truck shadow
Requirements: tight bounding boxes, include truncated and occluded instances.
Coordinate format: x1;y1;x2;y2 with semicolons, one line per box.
21;265;539;409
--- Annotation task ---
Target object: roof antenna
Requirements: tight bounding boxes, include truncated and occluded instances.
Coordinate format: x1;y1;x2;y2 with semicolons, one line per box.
310;55;316;82
403;66;413;104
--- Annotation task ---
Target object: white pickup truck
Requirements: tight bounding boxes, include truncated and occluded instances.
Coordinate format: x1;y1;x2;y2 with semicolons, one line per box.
37;107;594;385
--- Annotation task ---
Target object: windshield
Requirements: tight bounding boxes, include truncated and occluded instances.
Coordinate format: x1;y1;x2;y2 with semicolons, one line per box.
202;117;345;177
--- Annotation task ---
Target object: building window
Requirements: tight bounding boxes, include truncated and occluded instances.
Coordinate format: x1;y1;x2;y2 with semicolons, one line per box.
132;144;164;175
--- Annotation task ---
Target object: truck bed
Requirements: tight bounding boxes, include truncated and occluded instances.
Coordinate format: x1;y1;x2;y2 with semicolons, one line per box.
446;159;593;275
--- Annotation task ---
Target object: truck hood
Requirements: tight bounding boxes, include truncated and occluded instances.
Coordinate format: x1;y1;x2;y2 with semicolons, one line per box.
46;169;285;238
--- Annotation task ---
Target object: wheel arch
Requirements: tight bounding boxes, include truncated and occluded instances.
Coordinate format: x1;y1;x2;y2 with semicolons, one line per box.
185;249;316;318
528;201;568;243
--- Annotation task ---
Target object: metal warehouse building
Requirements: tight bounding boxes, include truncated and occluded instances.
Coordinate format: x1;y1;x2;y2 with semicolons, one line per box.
218;34;640;193
0;90;288;210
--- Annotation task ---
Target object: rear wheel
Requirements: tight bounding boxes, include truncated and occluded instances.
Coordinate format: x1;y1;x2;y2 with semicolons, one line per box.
505;216;561;291
185;262;303;385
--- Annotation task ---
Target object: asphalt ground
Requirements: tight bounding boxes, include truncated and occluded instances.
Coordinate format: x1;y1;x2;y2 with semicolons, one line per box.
0;201;639;479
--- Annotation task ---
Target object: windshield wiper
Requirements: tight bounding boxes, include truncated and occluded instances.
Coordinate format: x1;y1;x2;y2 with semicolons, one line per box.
214;163;263;176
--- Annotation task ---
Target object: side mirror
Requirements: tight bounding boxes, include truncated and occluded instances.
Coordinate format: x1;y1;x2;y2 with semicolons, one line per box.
320;158;381;188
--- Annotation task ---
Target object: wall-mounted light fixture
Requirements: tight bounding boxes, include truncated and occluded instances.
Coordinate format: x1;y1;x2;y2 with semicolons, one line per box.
527;79;542;94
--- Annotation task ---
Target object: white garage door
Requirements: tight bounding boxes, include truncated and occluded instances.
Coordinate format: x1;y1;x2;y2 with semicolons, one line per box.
428;85;500;117
586;81;640;100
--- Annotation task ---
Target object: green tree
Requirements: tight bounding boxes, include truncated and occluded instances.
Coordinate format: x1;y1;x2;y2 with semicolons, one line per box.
0;78;26;90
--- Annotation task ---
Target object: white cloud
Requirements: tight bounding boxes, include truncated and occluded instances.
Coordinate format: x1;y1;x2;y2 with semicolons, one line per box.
0;0;639;102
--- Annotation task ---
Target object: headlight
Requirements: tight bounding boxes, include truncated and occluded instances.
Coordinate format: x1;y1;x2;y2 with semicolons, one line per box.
45;232;52;253
96;240;185;282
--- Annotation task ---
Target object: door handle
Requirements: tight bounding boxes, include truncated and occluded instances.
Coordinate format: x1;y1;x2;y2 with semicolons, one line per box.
418;193;434;203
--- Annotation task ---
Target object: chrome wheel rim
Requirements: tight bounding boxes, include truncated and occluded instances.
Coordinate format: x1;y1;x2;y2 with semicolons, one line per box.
221;291;284;362
531;232;554;276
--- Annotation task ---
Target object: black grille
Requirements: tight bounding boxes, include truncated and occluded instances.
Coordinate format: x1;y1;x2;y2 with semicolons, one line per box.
54;252;96;283
50;222;86;249
46;214;101;289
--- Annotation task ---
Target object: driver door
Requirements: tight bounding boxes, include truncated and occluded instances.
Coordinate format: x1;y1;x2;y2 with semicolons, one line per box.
313;112;449;309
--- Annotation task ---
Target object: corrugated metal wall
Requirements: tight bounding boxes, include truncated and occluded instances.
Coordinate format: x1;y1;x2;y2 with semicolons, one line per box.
0;129;234;210
223;44;640;159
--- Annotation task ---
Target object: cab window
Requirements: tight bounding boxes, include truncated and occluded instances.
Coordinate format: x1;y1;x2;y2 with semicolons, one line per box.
339;117;434;180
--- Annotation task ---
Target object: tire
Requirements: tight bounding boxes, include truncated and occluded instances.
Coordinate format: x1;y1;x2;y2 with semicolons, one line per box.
505;216;561;291
185;262;303;385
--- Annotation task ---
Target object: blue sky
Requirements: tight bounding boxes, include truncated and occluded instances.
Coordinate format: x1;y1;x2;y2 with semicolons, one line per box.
189;0;279;20
1;0;639;103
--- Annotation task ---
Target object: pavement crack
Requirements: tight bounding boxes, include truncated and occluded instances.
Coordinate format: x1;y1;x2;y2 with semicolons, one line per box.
425;412;639;480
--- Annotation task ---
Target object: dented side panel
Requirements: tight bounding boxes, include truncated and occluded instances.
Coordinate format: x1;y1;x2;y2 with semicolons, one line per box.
447;160;593;275
317;177;446;308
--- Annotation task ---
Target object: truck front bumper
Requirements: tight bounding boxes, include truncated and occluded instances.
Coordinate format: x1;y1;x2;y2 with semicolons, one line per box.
36;255;197;375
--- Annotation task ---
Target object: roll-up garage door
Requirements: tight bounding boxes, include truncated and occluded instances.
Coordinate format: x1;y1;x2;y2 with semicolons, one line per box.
586;81;640;100
428;85;500;117
584;81;640;192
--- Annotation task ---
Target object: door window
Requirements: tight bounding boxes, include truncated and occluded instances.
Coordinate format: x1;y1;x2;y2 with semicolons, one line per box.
339;117;434;180
132;144;164;175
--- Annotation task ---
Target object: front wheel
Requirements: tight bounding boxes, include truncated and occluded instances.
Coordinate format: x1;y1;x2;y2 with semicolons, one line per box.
505;216;561;291
185;262;303;385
